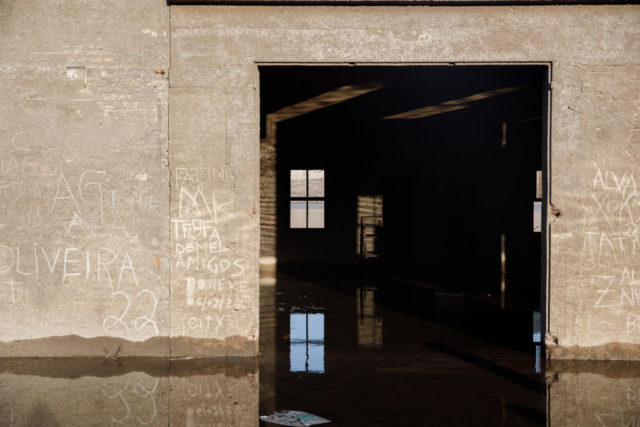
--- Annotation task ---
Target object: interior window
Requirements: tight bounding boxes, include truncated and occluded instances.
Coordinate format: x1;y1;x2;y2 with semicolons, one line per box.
290;169;325;229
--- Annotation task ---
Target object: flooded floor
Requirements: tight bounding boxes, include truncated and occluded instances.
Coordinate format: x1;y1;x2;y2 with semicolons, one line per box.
259;272;545;426
2;272;640;426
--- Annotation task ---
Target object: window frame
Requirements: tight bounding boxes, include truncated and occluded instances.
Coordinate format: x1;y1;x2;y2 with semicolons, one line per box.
289;169;325;230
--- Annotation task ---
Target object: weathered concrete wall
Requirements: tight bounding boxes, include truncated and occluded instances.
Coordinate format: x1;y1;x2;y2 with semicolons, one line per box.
168;67;260;356
0;2;638;358
171;5;640;358
0;0;171;356
548;62;640;359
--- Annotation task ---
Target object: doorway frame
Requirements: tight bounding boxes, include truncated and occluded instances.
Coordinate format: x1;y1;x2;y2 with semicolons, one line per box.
257;61;553;344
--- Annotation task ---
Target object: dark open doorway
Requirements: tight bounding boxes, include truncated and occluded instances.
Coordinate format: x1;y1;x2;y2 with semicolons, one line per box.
258;64;549;423
260;64;548;352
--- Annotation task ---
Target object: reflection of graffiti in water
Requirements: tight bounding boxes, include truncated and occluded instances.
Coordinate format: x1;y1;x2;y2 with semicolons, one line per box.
102;378;159;425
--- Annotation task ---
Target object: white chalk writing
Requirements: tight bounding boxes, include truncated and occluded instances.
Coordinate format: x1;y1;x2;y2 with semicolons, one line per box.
580;162;640;336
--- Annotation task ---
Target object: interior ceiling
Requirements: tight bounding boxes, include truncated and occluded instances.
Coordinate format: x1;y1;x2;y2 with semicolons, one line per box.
259;65;545;136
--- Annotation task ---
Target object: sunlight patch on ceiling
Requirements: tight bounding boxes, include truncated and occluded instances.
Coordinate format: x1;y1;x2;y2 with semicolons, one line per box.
269;82;384;123
382;86;524;120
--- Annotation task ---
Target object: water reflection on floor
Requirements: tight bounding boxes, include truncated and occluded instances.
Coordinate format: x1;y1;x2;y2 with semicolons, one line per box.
260;273;547;426
3;273;640;425
289;312;325;374
0;358;258;426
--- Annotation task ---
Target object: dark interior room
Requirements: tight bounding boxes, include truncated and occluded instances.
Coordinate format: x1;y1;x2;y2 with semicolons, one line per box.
259;65;548;425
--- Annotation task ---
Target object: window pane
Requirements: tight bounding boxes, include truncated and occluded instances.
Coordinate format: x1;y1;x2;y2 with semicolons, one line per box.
308;169;324;197
533;201;542;232
290;170;307;197
290;201;307;228
536;170;543;199
308;200;324;229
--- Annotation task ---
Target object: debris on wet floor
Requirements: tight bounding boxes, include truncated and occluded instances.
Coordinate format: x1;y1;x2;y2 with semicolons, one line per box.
260;410;331;426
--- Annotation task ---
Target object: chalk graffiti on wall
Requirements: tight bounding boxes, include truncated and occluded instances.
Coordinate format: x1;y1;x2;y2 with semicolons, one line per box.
172;167;253;337
0;149;163;339
0;160;161;233
581;162;640;334
581;164;640;268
